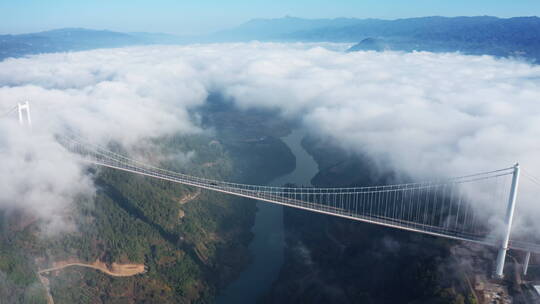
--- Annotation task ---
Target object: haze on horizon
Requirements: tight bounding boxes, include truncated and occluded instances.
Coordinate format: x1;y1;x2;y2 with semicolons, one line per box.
2;0;540;35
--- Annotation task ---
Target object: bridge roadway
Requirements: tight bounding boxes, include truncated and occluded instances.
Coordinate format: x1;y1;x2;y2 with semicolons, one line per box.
6;102;538;276
84;155;540;255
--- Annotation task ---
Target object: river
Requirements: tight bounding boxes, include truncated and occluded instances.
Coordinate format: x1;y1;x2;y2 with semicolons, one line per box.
217;128;319;303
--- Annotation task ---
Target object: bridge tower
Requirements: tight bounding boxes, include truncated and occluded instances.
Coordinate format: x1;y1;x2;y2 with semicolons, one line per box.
494;163;520;278
17;101;32;127
523;251;531;276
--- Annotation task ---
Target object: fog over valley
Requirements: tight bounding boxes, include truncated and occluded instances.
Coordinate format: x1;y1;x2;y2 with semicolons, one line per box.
1;43;539;237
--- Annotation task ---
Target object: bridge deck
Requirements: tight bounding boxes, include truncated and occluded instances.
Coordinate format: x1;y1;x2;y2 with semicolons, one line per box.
87;158;540;255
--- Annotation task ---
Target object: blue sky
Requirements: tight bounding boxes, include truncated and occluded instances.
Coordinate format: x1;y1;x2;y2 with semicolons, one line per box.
1;0;539;35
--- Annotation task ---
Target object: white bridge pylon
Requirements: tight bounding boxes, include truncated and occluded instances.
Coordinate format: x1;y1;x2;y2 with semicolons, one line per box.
17;101;32;126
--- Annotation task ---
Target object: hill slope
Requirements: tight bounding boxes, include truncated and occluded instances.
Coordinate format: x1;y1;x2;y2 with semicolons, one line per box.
0;28;183;60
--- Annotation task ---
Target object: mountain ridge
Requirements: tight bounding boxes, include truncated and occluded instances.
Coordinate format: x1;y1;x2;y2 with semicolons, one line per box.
2;16;540;62
0;28;184;60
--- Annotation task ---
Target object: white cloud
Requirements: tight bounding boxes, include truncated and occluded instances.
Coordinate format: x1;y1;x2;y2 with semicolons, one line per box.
0;121;93;234
1;43;539;240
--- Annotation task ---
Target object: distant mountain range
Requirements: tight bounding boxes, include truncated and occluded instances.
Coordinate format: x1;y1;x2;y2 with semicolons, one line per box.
2;16;540;62
211;16;540;61
0;28;184;60
204;16;363;42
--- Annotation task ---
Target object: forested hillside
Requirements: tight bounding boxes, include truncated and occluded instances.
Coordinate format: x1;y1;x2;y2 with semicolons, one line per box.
0;99;295;303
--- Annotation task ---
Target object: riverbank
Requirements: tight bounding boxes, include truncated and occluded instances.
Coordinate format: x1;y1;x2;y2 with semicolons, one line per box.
261;135;479;304
218;128;319;303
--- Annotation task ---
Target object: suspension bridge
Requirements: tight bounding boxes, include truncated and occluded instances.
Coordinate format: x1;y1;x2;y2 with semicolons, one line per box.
4;102;540;278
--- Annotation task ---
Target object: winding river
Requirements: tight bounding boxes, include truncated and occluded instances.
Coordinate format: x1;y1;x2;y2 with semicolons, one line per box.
217;129;319;303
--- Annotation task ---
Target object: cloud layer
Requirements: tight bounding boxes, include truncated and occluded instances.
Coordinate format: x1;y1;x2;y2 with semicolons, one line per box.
1;43;539;239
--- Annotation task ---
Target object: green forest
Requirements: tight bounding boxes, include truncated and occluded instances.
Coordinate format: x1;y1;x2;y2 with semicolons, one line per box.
0;98;295;303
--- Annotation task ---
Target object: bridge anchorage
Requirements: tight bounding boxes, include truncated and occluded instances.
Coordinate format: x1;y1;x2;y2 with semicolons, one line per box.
4;102;540;278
